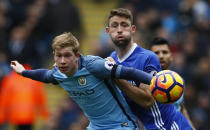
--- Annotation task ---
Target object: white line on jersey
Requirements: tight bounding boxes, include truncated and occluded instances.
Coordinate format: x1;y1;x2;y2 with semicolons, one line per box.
150;101;166;130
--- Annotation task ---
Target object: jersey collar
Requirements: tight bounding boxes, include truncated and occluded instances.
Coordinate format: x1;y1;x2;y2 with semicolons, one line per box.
118;43;137;63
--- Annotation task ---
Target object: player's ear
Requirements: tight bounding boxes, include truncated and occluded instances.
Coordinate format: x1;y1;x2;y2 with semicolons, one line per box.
75;51;80;58
105;27;110;33
131;25;136;33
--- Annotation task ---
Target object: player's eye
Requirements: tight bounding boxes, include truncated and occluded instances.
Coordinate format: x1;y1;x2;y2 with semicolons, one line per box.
121;22;129;27
111;23;118;28
163;51;169;54
155;52;159;55
56;54;62;57
64;53;72;57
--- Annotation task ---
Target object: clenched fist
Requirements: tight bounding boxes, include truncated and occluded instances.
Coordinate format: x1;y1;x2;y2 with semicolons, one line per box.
10;61;25;75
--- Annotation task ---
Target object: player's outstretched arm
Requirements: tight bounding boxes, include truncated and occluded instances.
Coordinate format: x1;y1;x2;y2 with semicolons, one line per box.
114;79;154;109
113;64;153;85
10;61;57;84
106;57;153;84
113;65;154;108
10;61;25;75
105;57;154;108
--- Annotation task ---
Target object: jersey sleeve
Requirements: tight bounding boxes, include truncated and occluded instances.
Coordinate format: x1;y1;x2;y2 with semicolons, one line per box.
144;53;161;75
86;55;155;84
22;67;58;84
85;56;112;79
113;65;153;85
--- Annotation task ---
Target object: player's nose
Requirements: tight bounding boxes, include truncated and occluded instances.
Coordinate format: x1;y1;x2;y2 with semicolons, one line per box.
117;26;123;32
159;52;164;58
60;57;66;63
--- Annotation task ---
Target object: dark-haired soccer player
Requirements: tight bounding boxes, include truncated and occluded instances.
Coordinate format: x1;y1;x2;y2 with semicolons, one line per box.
150;37;195;129
106;8;193;129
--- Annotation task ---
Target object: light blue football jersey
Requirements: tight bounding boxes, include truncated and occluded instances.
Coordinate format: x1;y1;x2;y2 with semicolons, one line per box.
51;55;139;130
110;43;192;130
174;93;184;111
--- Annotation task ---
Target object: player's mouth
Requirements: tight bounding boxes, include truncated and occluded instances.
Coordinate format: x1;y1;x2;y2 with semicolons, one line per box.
59;66;68;72
117;36;124;40
160;61;166;66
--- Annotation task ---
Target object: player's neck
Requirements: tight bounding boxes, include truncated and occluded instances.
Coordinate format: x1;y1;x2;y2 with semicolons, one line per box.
116;42;133;59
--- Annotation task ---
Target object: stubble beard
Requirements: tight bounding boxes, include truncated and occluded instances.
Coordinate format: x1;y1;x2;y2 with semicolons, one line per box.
112;37;131;49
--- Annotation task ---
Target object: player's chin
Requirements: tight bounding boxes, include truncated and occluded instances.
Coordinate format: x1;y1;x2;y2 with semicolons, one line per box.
162;66;168;70
160;63;167;70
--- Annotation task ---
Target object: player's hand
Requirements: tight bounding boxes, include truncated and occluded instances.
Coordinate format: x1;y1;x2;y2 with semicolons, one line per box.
105;57;116;64
10;61;25;75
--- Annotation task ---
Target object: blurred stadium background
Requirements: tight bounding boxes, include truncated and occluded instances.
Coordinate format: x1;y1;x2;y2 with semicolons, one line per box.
0;0;209;130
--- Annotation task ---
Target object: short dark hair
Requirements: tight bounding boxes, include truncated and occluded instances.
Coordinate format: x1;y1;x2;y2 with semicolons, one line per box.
107;8;133;26
150;37;170;49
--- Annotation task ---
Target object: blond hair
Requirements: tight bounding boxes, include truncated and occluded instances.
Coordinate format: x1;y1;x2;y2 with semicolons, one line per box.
52;32;79;54
107;8;133;26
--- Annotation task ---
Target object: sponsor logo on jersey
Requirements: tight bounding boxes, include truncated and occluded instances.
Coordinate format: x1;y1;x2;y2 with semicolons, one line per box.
78;77;86;86
68;89;95;97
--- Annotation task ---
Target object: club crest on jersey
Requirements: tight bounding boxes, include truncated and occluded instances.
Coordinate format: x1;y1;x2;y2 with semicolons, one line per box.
78;77;86;86
104;60;115;70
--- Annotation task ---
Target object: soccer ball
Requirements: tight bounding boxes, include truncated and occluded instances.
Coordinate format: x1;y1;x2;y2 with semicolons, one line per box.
149;70;184;104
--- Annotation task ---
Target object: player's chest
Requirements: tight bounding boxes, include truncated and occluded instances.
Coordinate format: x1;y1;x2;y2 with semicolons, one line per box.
57;68;105;95
59;74;100;90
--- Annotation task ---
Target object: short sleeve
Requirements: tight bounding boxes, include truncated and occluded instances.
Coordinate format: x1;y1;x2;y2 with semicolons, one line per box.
144;53;161;75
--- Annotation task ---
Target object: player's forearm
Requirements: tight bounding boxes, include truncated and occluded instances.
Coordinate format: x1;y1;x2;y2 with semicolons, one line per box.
181;104;196;129
114;79;154;109
114;65;153;84
22;69;55;83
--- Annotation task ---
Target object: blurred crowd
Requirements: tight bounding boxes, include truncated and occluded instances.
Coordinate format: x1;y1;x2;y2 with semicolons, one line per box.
0;0;82;69
0;0;85;129
0;0;209;130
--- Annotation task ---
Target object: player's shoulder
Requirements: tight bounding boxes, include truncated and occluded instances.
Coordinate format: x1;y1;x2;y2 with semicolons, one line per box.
83;55;111;79
134;46;161;71
82;55;103;65
110;51;117;58
135;45;158;59
84;55;103;61
82;55;105;69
